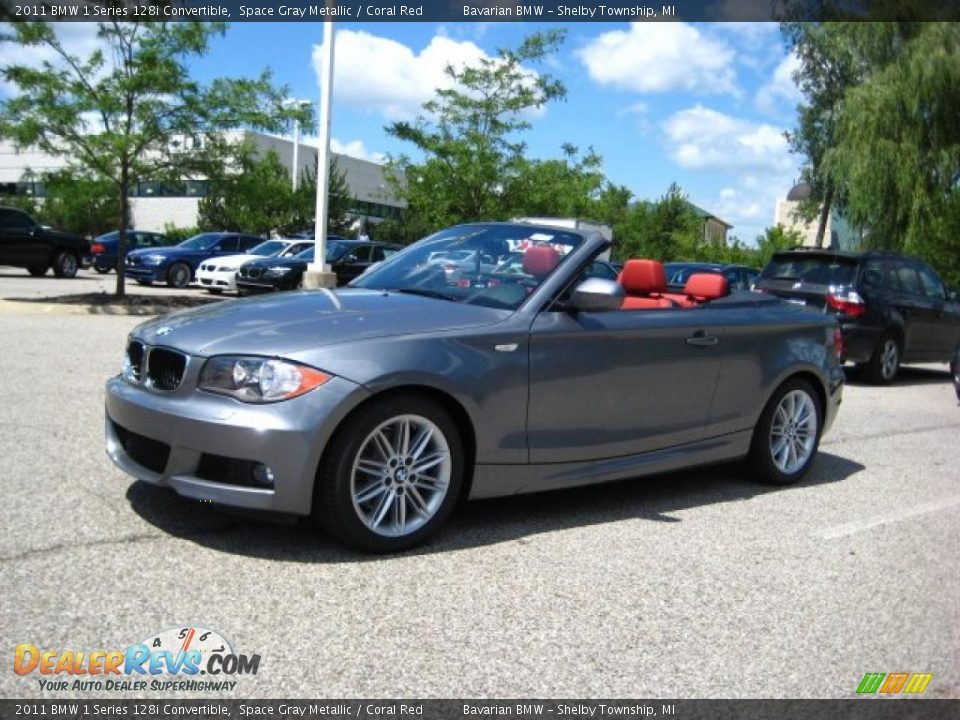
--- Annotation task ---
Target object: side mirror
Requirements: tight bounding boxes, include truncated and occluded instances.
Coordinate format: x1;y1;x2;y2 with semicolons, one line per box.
568;277;624;313
948;289;959;302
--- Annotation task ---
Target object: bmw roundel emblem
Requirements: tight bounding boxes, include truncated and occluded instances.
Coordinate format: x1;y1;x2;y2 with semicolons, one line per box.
156;326;172;337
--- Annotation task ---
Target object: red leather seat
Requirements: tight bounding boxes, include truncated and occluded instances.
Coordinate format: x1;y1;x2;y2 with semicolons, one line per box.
618;259;675;309
523;246;561;279
662;273;729;307
684;273;729;302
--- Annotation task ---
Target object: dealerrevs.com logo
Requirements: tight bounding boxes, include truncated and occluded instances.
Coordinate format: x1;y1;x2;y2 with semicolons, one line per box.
14;626;260;692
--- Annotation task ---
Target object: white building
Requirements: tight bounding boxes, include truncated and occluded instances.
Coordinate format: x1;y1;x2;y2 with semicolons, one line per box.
0;131;405;233
775;182;861;250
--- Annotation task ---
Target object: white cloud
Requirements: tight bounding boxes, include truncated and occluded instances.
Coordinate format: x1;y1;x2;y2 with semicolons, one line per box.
577;23;738;96
755;51;802;114
661;104;793;175
330;138;386;164
313;30;488;120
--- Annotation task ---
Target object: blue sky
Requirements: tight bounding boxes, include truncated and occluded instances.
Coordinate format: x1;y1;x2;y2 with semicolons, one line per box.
7;21;806;244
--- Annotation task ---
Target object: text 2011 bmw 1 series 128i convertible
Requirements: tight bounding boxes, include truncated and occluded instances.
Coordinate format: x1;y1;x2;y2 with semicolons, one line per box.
106;222;844;552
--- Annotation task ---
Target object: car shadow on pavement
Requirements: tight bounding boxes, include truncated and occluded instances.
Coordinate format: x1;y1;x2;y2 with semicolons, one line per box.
844;364;952;387
125;451;865;563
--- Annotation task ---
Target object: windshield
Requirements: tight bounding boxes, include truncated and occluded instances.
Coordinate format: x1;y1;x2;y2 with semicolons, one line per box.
760;254;858;285
178;233;224;251
351;224;584;310
294;242;347;263
665;264;719;286
248;240;288;257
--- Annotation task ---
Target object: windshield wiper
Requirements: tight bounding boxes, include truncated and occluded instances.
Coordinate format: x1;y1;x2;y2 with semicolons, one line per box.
388;287;459;302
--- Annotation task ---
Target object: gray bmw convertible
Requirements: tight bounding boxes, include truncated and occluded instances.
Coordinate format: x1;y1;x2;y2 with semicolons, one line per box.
106;222;844;552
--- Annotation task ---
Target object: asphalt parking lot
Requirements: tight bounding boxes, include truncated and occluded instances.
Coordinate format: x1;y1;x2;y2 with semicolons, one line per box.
0;280;957;699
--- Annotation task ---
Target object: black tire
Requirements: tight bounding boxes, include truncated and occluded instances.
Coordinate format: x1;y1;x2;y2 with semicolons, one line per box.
27;265;48;277
864;332;901;384
166;262;192;289
747;377;823;486
51;251;79;278
313;394;465;553
136;280;153;286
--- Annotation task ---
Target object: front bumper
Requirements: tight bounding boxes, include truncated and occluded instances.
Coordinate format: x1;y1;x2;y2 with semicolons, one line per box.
125;264;165;282
105;374;369;515
197;269;238;291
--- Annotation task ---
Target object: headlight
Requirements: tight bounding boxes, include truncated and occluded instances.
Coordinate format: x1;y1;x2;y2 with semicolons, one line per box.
143;254;165;265
199;356;330;403
264;266;292;277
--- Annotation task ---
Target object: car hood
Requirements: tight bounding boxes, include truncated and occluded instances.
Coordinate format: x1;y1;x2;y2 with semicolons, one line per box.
132;288;511;358
242;255;309;270
201;253;261;269
129;246;206;259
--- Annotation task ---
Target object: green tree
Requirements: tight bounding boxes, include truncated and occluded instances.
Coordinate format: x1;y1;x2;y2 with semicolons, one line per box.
386;30;567;230
0;21;304;296
504;144;605;219
198;144;353;237
755;225;804;267
823;23;960;285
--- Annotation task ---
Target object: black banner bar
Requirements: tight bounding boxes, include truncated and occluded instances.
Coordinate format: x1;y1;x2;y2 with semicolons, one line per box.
2;0;959;23
1;700;960;720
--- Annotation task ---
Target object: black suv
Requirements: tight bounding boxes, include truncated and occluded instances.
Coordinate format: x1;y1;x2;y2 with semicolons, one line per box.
755;249;960;383
0;206;89;278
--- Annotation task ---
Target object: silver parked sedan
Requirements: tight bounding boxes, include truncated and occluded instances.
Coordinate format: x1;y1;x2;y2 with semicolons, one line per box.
106;222;844;552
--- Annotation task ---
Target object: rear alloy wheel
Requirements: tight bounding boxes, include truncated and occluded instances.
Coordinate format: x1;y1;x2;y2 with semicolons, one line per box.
27;265;48;277
748;378;822;486
166;262;191;289
52;251;78;278
865;333;901;384
314;395;464;552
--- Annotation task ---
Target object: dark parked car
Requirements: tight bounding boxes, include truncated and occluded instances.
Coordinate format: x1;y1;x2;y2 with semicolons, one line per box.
106;222;843;552
952;349;959;402
125;232;264;288
236;239;399;293
754;249;960;383
664;262;760;292
0;206;88;278
88;230;170;274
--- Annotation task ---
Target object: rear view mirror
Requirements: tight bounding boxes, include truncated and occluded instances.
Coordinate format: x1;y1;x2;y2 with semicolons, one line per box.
568;277;624;312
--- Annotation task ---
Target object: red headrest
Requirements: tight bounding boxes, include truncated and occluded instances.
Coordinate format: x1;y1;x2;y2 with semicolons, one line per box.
523;246;561;279
684;273;729;300
618;259;667;295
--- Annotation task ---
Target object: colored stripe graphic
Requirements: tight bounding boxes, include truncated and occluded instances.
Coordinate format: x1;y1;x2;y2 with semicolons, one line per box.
880;673;909;693
857;673;886;694
903;674;933;694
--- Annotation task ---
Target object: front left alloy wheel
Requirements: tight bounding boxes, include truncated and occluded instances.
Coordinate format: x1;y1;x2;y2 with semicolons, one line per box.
748;378;822;485
314;394;464;552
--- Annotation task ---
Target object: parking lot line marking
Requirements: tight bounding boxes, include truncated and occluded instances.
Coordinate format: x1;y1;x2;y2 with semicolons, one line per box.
821;495;960;539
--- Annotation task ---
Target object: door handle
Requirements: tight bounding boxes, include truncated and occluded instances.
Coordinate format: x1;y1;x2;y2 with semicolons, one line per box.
686;332;719;347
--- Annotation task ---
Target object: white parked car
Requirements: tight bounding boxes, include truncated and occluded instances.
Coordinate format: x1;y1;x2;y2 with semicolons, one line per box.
196;239;313;294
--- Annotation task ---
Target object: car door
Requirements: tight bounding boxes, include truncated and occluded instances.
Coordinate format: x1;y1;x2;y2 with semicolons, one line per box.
891;261;930;359
334;245;373;284
915;262;960;358
527;306;723;463
0;208;38;266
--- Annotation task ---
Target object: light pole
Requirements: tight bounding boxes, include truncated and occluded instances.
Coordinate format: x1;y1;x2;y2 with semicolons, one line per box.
304;19;338;290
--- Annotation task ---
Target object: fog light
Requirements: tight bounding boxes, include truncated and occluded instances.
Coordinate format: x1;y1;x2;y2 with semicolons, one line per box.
251;463;275;487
